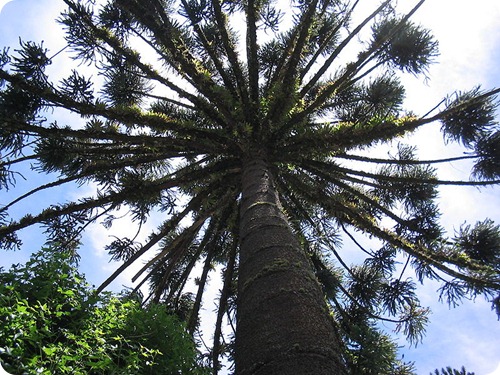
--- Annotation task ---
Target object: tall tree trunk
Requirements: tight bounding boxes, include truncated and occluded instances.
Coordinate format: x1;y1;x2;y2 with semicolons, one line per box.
235;150;346;375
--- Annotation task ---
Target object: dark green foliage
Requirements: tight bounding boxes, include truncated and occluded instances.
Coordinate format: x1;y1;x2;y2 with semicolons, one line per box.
371;17;438;74
58;2;102;64
106;236;142;262
473;130;500;179
435;220;500;308
59;70;95;103
343;318;417;375
341;262;428;346
11;40;51;85
0;246;208;374
98;1;135;40
454;219;500;267
35;134;87;176
0;84;43;152
441;87;497;147
333;75;406;123
41;209;90;258
432;366;475;375
101;57;151;107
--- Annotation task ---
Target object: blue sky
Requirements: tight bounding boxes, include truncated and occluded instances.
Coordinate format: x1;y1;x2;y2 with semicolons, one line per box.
1;1;499;374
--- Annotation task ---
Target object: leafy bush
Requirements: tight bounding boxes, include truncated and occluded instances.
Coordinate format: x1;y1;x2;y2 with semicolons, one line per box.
0;246;208;374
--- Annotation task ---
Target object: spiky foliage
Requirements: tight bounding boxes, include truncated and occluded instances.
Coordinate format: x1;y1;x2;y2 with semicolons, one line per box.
1;0;499;373
432;366;475;375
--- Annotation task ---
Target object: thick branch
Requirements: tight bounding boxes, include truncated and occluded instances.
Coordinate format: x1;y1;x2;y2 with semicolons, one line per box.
246;0;260;111
210;0;250;110
300;0;391;97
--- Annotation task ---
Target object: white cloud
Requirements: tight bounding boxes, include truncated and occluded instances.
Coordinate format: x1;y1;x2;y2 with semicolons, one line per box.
487;363;500;375
397;280;500;374
398;0;500;112
0;0;14;13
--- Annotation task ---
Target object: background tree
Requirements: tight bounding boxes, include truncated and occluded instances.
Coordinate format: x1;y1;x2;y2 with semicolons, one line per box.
431;367;475;375
0;244;209;375
0;0;499;374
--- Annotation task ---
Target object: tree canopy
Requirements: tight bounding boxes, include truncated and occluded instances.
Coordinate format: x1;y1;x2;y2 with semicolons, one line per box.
0;0;499;373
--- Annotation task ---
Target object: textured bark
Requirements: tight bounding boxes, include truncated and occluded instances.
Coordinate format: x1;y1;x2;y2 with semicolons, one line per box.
235;151;346;375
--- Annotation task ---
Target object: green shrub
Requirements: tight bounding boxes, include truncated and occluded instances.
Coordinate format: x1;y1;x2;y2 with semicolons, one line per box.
0;246;208;374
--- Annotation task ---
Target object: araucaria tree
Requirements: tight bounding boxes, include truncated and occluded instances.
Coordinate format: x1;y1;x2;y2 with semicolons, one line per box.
1;0;499;374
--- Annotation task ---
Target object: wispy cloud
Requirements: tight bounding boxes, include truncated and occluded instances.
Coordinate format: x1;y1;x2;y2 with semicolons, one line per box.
487;363;500;375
